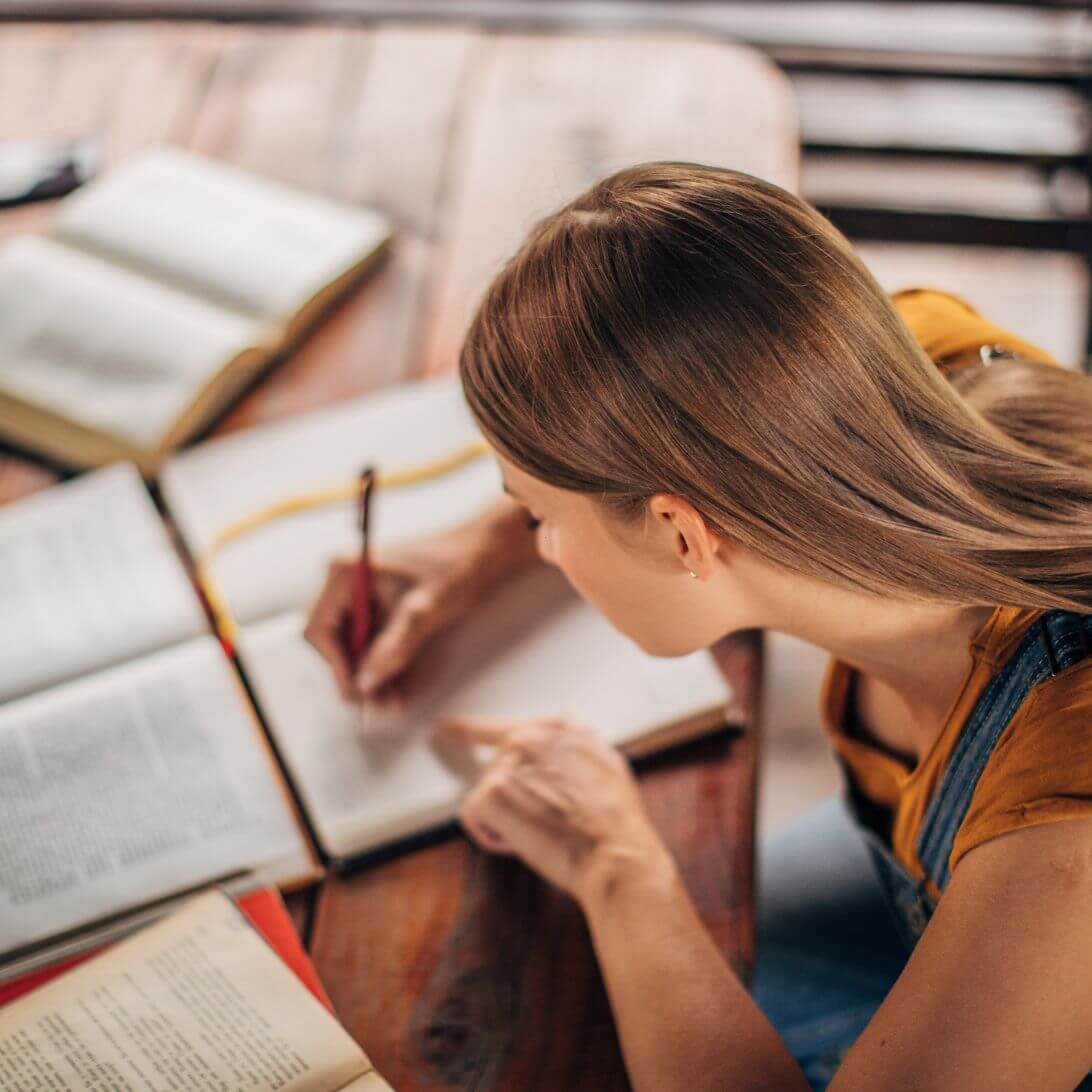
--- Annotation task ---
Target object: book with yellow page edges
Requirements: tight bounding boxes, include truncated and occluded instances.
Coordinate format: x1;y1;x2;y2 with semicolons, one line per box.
0;147;392;475
0;890;394;1092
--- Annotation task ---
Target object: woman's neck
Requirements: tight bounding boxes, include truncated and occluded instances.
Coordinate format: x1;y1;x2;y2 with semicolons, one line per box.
742;568;995;755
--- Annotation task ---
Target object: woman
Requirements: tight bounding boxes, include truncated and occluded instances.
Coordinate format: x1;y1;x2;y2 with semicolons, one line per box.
304;162;1092;1091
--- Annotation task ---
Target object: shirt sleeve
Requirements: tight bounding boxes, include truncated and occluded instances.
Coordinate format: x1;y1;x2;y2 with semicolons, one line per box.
949;657;1092;876
890;287;1061;373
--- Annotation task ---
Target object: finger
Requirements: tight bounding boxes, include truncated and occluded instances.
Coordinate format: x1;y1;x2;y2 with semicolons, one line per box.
461;812;512;854
304;624;358;703
532;715;589;736
368;674;409;713
438;716;517;747
461;770;555;862
364;566;412;620
504;720;572;755
458;750;522;849
354;591;435;695
303;573;358;702
505;765;574;820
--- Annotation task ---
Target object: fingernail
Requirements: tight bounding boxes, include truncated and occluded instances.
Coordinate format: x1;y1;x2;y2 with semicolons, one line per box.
356;669;377;693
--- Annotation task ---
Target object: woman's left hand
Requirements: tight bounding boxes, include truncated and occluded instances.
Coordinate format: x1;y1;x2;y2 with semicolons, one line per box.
439;715;677;908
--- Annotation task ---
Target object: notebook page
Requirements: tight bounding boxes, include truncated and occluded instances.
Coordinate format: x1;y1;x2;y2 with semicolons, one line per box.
0;635;312;961
162;373;731;859
0;892;373;1092
0;234;261;448
236;575;730;861
0;462;207;704
161;374;496;628
54;147;392;320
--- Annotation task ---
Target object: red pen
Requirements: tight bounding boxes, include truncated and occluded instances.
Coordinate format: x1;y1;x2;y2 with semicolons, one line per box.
344;466;377;684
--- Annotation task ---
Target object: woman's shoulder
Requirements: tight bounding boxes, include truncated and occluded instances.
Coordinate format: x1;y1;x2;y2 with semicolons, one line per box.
890;286;1062;372
950;645;1092;875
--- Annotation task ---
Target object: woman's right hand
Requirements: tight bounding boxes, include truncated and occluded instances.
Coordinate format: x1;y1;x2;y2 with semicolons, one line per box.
303;498;541;707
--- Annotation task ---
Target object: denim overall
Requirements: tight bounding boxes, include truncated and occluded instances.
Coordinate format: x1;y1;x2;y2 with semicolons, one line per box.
841;608;1092;1089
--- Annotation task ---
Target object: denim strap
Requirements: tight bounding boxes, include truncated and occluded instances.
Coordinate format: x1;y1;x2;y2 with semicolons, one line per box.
916;610;1092;891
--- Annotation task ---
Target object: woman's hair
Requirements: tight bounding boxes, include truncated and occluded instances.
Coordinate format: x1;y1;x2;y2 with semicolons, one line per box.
458;161;1092;612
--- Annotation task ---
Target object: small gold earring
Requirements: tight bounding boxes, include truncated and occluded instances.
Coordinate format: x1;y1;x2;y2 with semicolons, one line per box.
688;570;698;579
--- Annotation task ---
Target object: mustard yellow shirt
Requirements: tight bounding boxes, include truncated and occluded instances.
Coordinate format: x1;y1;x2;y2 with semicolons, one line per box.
820;287;1092;900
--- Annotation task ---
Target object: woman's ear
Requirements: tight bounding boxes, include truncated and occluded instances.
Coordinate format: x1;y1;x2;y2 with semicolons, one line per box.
650;493;726;576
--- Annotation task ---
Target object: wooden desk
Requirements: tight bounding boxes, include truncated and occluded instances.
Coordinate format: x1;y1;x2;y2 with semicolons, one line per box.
0;21;796;1088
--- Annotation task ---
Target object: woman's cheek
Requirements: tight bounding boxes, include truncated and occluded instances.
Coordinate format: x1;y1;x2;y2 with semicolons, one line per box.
534;523;553;563
543;526;585;588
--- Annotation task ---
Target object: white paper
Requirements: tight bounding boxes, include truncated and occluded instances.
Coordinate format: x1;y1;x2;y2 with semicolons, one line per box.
0;235;260;447
0;636;310;959
163;374;732;860
239;577;731;859
161;374;498;627
0;463;207;703
55;147;392;319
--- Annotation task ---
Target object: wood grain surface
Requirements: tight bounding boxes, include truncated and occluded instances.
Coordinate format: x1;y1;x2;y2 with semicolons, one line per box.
308;631;761;1092
0;21;796;1087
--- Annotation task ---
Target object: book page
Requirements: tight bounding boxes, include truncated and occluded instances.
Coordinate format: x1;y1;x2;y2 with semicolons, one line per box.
0;462;207;704
161;374;494;628
237;572;729;861
54;147;392;320
0;636;312;962
0;891;373;1092
0;234;261;448
163;373;731;860
339;1078;395;1091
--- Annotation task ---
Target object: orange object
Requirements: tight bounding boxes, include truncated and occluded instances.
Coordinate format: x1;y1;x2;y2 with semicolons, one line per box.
819;290;1091;903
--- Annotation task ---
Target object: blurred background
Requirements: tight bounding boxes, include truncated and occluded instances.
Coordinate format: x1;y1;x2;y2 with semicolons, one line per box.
1;0;1089;838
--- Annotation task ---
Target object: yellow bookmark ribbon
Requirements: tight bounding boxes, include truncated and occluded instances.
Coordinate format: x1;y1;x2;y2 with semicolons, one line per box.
193;436;493;650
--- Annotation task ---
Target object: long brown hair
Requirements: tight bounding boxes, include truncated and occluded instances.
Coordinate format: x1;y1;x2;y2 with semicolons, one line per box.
458;161;1092;612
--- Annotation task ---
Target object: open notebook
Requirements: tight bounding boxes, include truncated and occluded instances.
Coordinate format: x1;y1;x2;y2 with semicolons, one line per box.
0;890;393;1092
161;374;734;866
0;147;391;475
0;464;318;980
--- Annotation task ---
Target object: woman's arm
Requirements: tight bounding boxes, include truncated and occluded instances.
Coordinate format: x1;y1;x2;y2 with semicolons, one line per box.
829;816;1092;1092
444;714;808;1091
580;852;808;1092
444;716;1092;1092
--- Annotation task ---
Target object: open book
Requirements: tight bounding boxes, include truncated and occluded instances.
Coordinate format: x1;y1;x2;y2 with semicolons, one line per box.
0;890;393;1091
0;148;391;475
0;463;318;980
0;887;331;1009
161;374;734;866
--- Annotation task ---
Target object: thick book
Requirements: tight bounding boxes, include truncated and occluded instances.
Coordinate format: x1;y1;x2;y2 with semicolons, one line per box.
0;887;330;1010
0;463;320;980
161;373;735;867
0;147;391;475
0;889;393;1091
